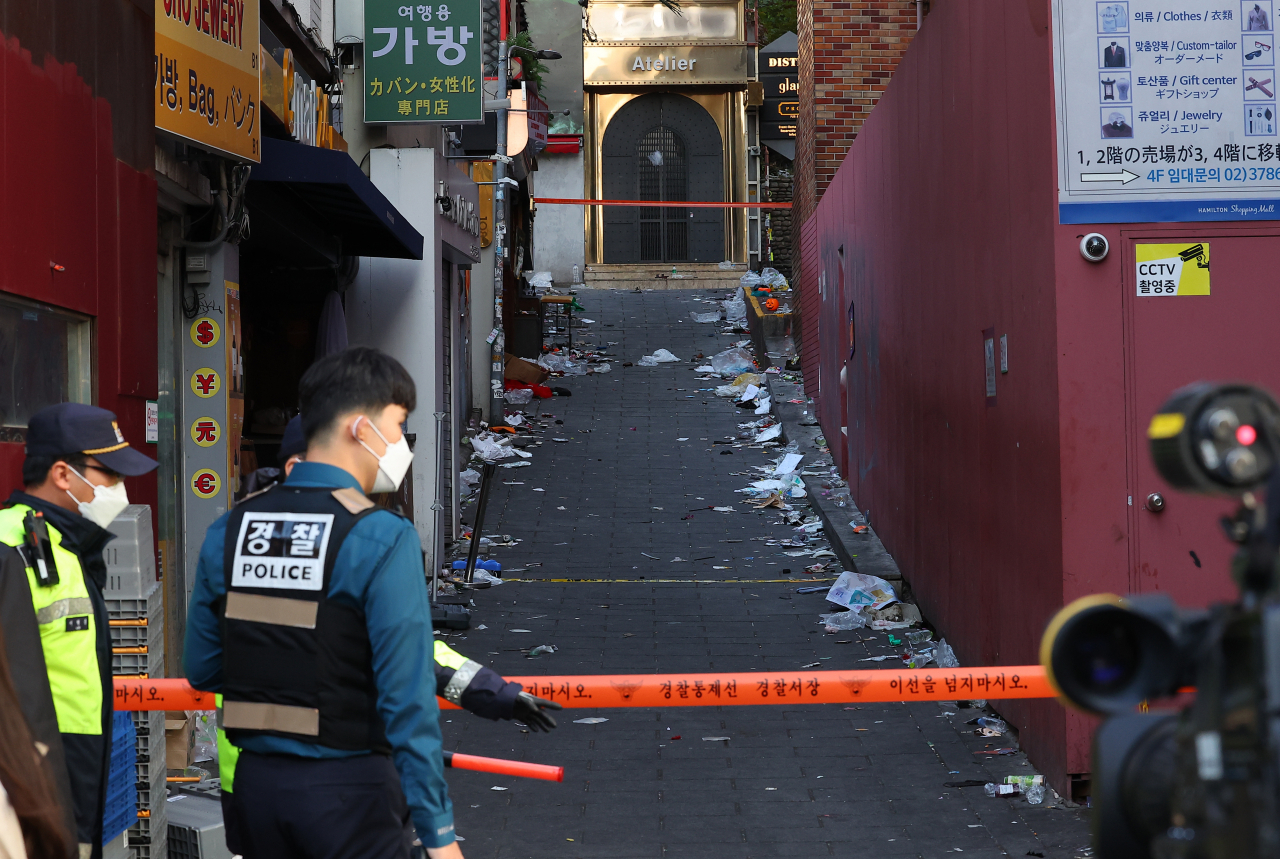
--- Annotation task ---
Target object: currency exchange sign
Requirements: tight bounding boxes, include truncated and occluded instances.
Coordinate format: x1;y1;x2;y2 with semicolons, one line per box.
1054;0;1280;222
364;0;484;124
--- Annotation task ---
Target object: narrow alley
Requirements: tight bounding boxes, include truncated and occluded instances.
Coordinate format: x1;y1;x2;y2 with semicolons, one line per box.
439;288;1092;859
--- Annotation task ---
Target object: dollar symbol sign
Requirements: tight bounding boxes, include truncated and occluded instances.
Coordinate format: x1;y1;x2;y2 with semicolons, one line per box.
197;320;214;345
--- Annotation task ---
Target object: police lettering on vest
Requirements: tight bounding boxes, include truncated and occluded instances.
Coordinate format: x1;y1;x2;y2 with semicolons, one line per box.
231;513;334;590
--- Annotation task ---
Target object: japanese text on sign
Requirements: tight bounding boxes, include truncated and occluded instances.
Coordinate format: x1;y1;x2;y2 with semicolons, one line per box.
364;0;484;123
1054;0;1280;221
155;0;261;161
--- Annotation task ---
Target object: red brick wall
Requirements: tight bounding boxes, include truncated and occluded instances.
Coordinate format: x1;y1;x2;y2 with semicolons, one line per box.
796;1;919;229
795;0;918;383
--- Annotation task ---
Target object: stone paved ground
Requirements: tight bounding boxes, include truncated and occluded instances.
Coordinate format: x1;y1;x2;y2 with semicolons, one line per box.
438;288;1092;859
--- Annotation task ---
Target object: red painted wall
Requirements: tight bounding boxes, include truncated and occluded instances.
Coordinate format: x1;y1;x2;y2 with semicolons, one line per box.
806;0;1280;791
805;0;1093;788
0;2;158;509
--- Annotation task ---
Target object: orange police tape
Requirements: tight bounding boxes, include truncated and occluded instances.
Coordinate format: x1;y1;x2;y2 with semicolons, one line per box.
114;666;1054;713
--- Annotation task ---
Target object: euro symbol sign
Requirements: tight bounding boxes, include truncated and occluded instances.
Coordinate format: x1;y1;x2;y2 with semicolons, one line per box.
195;320;216;345
190;471;218;496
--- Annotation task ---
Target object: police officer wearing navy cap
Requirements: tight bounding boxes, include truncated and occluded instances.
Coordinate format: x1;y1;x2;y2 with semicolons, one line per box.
0;403;157;859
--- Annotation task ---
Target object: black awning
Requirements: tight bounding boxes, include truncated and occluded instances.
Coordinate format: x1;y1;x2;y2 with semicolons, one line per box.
250;137;424;260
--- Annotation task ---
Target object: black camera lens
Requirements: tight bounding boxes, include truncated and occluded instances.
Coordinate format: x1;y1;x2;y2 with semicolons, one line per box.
1043;595;1180;715
1063;611;1140;693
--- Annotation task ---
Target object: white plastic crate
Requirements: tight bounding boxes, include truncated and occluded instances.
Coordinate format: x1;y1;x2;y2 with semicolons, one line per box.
104;506;159;599
107;594;161;622
111;648;162;676
131;710;165;744
110;620;163;650
135;764;167;811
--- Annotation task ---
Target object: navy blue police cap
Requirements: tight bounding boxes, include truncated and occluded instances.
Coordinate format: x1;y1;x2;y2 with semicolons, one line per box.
279;415;306;464
26;403;158;477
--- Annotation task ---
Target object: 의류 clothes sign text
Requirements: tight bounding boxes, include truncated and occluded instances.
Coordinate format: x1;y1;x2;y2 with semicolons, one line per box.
1054;0;1280;222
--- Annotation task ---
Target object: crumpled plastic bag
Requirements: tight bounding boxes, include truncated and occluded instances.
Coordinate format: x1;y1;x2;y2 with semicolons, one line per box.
825;571;898;611
469;432;515;462
459;468;481;493
191;710;218;764
740;271;764;289
758;267;788;288
637;348;681;366
504;388;534;404
935;638;960;668
713;372;766;398
820;610;868;632
710;347;755;377
539;353;588;376
525;271;554;288
724;287;748;327
691;311;722;323
718;260;738;270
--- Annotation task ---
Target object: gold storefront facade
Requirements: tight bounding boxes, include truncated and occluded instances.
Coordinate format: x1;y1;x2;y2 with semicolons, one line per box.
582;2;752;265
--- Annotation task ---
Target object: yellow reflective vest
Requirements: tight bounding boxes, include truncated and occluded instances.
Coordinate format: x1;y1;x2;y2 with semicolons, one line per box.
0;504;103;734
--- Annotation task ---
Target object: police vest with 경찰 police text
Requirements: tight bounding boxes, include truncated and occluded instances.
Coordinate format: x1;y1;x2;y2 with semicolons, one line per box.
219;485;392;752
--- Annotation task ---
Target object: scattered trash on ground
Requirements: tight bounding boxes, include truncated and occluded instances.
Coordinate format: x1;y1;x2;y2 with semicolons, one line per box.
637;348;681;366
573;717;609;725
527;645;558;658
825;571;898;611
710;346;756;377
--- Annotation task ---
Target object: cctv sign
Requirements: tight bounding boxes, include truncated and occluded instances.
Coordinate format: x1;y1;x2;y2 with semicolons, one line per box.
1053;0;1280;223
1135;242;1212;295
363;0;484;124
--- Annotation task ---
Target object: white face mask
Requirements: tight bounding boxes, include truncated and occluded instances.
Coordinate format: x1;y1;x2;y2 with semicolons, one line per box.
353;417;413;493
67;467;130;529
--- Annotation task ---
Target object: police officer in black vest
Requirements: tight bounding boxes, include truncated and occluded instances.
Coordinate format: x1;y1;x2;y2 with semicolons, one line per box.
185;348;464;858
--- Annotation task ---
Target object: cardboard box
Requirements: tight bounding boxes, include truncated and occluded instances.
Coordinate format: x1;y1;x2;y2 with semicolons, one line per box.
165;711;193;770
504;353;549;384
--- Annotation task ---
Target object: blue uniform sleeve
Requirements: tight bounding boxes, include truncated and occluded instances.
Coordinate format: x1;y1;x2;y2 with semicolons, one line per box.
184;516;230;692
359;516;455;847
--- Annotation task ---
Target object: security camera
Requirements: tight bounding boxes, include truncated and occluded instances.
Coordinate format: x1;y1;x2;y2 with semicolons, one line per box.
1079;233;1109;262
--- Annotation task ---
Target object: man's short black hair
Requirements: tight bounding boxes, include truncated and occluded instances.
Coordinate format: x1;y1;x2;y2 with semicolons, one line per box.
298;347;417;444
22;453;89;488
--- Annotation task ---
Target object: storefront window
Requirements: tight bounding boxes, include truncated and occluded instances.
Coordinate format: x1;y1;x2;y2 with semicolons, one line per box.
595;4;740;40
0;294;92;436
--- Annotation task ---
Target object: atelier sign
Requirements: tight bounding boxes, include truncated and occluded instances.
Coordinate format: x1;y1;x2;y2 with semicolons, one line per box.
584;45;749;85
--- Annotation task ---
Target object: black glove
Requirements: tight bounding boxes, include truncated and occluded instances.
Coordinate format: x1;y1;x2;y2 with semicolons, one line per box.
512;692;562;731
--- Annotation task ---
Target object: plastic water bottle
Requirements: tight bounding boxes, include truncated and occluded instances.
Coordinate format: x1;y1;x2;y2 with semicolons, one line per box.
984;783;1018;798
976;717;1008;733
905;629;934;646
1026;784;1046;805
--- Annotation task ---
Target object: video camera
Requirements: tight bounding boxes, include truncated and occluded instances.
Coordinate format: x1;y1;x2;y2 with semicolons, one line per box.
1040;382;1280;859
